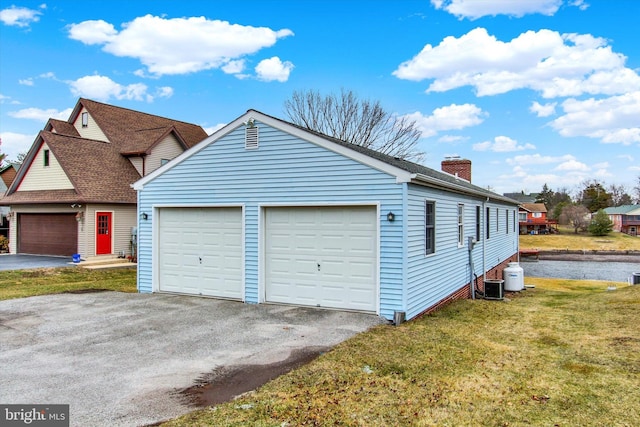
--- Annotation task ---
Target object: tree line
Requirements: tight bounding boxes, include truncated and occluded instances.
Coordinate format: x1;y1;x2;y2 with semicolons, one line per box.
533;179;640;234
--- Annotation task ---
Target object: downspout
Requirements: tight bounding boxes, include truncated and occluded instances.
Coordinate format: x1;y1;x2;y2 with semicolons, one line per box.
483;197;488;285
468;236;476;300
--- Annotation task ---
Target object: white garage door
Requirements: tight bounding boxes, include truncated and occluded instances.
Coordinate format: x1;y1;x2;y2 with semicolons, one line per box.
265;206;377;312
158;207;242;299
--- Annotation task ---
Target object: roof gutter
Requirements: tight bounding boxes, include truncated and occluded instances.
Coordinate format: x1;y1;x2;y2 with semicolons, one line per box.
410;173;519;205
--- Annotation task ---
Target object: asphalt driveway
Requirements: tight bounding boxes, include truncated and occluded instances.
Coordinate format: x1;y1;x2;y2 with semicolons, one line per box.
0;292;385;426
0;254;75;270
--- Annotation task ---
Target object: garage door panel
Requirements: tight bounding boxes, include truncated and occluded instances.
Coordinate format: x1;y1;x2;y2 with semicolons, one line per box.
265;206;377;312
18;213;78;256
159;207;242;299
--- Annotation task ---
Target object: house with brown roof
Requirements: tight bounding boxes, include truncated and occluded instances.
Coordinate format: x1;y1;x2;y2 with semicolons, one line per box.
0;98;207;258
0;163;19;239
518;202;557;234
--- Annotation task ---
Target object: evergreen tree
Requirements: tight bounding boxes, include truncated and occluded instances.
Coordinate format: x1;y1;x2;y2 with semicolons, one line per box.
535;184;554;207
588;209;613;236
579;180;612;212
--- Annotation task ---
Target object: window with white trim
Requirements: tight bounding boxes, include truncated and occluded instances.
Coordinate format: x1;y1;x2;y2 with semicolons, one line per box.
425;201;435;255
458;204;464;247
506;209;509;234
486;207;490;239
475;205;481;242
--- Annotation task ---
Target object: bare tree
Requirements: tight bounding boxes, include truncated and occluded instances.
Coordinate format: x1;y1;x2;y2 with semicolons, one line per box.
608;183;632;207
284;89;424;162
634;175;640;204
561;204;591;234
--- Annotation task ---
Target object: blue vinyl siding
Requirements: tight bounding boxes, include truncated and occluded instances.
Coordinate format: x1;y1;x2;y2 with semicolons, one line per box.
137;122;404;320
405;184;518;319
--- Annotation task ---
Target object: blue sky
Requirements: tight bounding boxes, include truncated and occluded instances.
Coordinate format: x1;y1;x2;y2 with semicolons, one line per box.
1;0;638;196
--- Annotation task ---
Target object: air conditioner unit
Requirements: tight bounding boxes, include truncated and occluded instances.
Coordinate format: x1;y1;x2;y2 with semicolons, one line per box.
484;279;504;300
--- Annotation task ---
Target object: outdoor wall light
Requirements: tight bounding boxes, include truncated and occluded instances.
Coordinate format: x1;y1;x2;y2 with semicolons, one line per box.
140;212;148;220
387;212;395;222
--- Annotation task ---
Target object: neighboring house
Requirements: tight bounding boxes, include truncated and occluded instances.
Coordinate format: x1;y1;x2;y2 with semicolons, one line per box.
0;163;19;239
519;203;557;234
504;191;539;204
133;110;520;321
604;205;640;236
0;98;207;257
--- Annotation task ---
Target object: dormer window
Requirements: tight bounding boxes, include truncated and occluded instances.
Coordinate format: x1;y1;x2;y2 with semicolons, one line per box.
43;149;50;167
81;112;89;128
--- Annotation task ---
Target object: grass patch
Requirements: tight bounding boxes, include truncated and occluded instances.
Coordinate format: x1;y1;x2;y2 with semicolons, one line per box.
0;267;137;300
520;226;640;252
164;279;639;426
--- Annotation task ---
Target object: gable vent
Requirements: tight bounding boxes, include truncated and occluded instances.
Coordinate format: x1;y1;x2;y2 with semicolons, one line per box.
245;126;259;150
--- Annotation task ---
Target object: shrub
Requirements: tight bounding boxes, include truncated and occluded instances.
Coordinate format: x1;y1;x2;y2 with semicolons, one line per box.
0;235;8;252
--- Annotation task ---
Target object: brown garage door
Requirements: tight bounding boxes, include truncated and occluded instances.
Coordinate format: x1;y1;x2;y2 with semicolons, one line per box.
18;213;78;256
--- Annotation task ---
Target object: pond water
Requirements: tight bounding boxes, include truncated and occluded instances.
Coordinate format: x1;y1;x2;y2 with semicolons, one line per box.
520;259;640;283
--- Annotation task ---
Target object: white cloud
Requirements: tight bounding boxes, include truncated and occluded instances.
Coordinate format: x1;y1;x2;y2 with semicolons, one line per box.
530;101;556;117
393;28;639;99
554;159;589;171
506;153;576;166
592;161;609;169
67;19;117;44
473;136;536;152
16;72;58;87
438;135;468;143
8;107;72;122
570;0;590;11
204;123;227;135
255;57;294;82
0;132;36;161
69;75;150;102
67;15;293;76
156;86;174;98
404;103;486;138
550;91;640;144
0;5;43;27
431;0;563;19
221;59;246;74
0;94;19;105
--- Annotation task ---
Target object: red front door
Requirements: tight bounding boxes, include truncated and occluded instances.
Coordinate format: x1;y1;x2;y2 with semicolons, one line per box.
96;212;112;255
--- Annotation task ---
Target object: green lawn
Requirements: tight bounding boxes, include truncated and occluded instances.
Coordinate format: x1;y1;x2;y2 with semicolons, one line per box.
3;244;638;426
0;267;137;300
520;226;640;252
164;278;639;426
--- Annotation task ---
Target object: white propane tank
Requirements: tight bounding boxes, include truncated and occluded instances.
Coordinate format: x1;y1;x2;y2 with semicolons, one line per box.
504;262;524;291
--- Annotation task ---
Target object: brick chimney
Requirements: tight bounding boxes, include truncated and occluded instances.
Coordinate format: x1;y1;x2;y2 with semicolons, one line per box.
441;157;472;182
